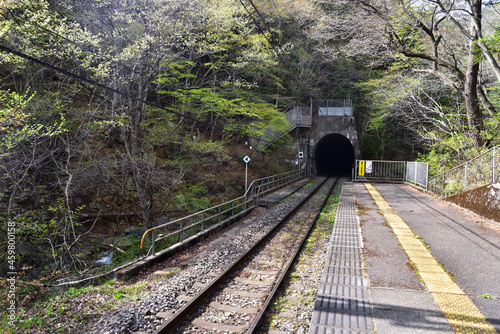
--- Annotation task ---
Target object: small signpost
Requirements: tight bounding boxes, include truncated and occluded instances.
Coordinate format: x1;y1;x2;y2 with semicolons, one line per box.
243;155;251;191
298;152;303;172
359;160;373;177
359;160;365;176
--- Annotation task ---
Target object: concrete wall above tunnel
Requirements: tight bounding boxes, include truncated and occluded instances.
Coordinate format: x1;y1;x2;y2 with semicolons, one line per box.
314;133;355;176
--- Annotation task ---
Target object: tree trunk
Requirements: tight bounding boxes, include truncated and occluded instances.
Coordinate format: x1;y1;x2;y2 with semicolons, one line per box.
126;84;153;230
464;0;485;149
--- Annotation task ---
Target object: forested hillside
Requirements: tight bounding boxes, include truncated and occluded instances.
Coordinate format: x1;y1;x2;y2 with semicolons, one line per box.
1;0;499;298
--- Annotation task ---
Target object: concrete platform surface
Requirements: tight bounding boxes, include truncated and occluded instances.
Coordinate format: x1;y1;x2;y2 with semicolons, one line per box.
309;182;500;334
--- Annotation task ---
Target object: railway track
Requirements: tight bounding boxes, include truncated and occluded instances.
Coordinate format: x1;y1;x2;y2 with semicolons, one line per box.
153;176;340;334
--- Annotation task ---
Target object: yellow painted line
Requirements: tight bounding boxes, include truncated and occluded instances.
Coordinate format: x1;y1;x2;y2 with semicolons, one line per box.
364;183;497;334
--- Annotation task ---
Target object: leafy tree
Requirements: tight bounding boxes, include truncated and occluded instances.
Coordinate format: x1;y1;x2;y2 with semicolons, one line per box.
313;0;500;154
0;89;72;274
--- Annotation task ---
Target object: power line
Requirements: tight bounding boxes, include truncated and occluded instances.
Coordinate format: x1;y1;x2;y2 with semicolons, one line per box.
242;0;293;67
1;2;296;147
0;43;293;147
236;0;292;69
269;0;283;47
1;8;134;73
236;0;301;100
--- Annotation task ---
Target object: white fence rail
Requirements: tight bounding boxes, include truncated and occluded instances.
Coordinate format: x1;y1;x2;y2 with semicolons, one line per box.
353;160;407;183
285;105;312;127
315;99;353;116
353;160;429;189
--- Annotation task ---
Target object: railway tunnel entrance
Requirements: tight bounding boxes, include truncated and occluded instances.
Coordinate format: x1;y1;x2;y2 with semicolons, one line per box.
314;133;355;176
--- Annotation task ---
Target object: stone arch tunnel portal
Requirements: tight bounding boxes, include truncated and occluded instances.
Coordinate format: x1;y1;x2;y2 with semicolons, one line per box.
314;133;355;176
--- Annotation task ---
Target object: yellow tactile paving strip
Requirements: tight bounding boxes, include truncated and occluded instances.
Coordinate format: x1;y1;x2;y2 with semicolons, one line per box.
364;183;498;334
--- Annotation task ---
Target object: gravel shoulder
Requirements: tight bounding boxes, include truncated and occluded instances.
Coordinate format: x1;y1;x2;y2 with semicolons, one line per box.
78;178;322;334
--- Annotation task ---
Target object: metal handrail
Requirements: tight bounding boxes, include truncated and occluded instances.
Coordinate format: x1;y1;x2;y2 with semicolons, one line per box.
428;145;499;196
140;169;304;255
429;145;499;183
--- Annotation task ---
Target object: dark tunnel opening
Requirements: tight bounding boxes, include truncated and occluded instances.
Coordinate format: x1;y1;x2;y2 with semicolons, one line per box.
314;133;355;176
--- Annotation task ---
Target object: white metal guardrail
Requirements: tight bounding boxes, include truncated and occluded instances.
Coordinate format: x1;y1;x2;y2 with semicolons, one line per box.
429;145;499;197
353;160;407;183
407;162;429;189
257;103;311;150
285;105;312;127
315;99;353;116
353;160;429;189
140;169;304;255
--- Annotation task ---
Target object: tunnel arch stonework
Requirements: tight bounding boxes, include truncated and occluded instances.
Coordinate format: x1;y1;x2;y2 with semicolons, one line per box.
294;113;360;177
255;100;361;177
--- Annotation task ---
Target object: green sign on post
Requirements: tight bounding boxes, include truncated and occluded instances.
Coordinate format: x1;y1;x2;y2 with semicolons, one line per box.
243;155;251;190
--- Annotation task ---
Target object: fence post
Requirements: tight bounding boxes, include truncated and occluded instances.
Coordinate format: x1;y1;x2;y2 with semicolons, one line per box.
414;162;418;185
425;163;429;190
493;147;497;184
180;221;184;242
443;172;447;199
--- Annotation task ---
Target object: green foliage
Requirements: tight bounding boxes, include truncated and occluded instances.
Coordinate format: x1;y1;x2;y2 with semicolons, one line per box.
105;278;117;286
65;286;84;298
113;238;144;264
155;60;196;87
0;279;149;333
183;137;228;158
479;32;500;56
174;183;212;212
478;293;497;299
0;90;65;157
416;133;478;175
158;84;289;139
0;0;106;82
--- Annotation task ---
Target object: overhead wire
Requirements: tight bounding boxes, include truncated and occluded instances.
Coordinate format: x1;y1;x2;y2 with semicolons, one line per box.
269;0;283;47
8;0;292;87
0;43;294;147
236;0;294;70
237;0;310;104
1;2;298;148
1;7;134;73
246;0;288;56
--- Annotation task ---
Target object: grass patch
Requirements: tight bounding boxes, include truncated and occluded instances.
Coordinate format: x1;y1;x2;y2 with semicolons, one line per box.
0;277;152;334
478;293;496;299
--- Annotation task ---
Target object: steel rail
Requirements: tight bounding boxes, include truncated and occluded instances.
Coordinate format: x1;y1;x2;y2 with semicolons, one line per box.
248;176;340;333
140;169;303;253
153;177;332;334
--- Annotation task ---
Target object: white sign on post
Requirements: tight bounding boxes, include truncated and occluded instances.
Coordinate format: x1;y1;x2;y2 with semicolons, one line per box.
366;161;373;174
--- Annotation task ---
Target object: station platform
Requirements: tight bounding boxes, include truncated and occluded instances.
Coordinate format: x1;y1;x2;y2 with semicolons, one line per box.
309;182;500;334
